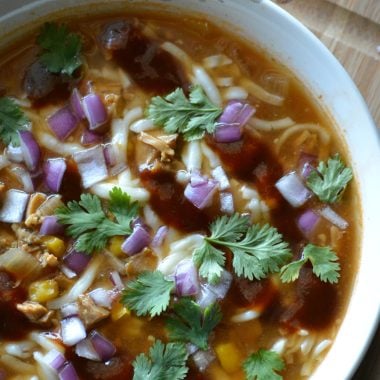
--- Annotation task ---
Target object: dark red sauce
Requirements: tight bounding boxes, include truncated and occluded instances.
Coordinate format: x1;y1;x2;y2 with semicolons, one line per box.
60;159;82;202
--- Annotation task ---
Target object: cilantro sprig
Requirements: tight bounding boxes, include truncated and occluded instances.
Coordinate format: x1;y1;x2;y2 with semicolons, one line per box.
0;97;29;146
146;86;222;141
166;298;222;350
243;349;285;380
306;154;353;203
56;187;138;254
133;340;188;380
193;214;292;283
121;271;175;317
37;22;82;76
280;243;340;284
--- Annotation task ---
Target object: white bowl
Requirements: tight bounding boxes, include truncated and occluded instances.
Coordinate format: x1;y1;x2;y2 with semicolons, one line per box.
0;1;379;379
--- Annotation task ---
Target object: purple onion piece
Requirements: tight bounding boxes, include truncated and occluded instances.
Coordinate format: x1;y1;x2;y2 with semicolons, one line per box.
196;285;218;309
40;215;65;236
18;130;40;171
58;362;79;380
121;225;151;256
298;152;317;179
89;288;113;309
0;189;30;223
60;316;86;346
175;259;200;297
184;178;218;210
44;349;66;371
275;171;312;208
82;93;108;130
101;21;130;50
70;88;85;120
103;143;118;167
89;331;116;362
60;303;79;319
48;106;79;141
63;249;91;275
75;338;100;361
190;170;208;187
81;129;103;146
297;209;320;235
151;226;169;248
214;123;242;143
44;158;67;193
73;145;108;189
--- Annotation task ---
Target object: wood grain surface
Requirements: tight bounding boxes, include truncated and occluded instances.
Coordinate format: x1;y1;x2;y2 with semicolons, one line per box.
276;1;380;379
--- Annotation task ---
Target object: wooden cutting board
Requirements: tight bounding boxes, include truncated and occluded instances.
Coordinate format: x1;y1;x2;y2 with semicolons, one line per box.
276;1;380;379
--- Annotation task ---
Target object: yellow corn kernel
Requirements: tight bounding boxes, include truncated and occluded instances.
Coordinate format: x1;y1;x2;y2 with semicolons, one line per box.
108;236;125;257
44;237;66;257
215;342;242;374
29;280;59;303
111;301;130;321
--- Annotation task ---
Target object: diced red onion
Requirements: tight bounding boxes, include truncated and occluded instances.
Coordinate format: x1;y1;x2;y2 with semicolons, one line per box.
43;349;66;371
197;270;232;308
214;100;255;143
196;285;218;309
212;166;230;190
89;288;113;309
109;271;124;291
18;130;40;171
318;206;348;230
58;362;79;380
175;259;200;296
184;177;218;210
60;316;86;346
88;331;116;362
0;189;30;223
151;226;168;248
103;143;117;167
192;349;216;373
81;128;103;146
11;166;34;193
63;249;91;275
75;338;100;361
70;88;85;120
297;209;320;235
220;192;234;215
40;215;65;236
299;152;317;179
60;303;79;318
73;145;108;188
6;144;23;163
48;106;79;141
190;171;208;187
44;158;67;193
82;93;108;130
121;225;151;256
275;171;312;207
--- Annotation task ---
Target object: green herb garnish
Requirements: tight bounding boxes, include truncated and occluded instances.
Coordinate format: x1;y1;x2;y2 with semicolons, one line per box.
37;22;82;76
121;271;175;317
193;214;292;283
280;243;340;284
166;298;222;350
146;86;222;141
306;154;353;203
243;349;285;380
56;187;138;254
0;97;29;146
133;340;188;380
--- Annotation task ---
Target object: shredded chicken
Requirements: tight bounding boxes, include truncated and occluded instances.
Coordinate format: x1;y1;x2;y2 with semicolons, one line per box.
138;132;177;161
16;301;54;325
125;248;158;278
77;294;110;327
36;251;59;268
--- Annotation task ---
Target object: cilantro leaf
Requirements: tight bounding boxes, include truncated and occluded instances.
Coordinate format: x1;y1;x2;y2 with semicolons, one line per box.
37;22;82;76
166;298;222;350
306;154;353;203
146;86;222;141
0;97;29;146
133;340;188;380
121;271;175;317
193;214;292;283
280;243;340;284
243;349;285;380
55;187;138;253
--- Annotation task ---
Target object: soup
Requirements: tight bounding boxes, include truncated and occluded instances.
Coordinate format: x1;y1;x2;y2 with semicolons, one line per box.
0;9;359;380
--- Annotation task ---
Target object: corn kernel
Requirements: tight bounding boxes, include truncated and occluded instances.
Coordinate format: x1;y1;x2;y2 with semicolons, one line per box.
111;301;130;321
108;236;125;257
44;237;66;257
215;342;242;374
29;280;59;303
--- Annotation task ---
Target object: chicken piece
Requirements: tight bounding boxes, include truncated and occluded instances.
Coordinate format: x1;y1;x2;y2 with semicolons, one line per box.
77;294;110;328
37;251;59;268
138;132;177;162
125;248;158;278
12;225;41;245
16;301;54;325
25;193;47;227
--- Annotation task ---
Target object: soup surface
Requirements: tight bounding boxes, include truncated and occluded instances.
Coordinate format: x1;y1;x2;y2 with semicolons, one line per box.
0;9;359;380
